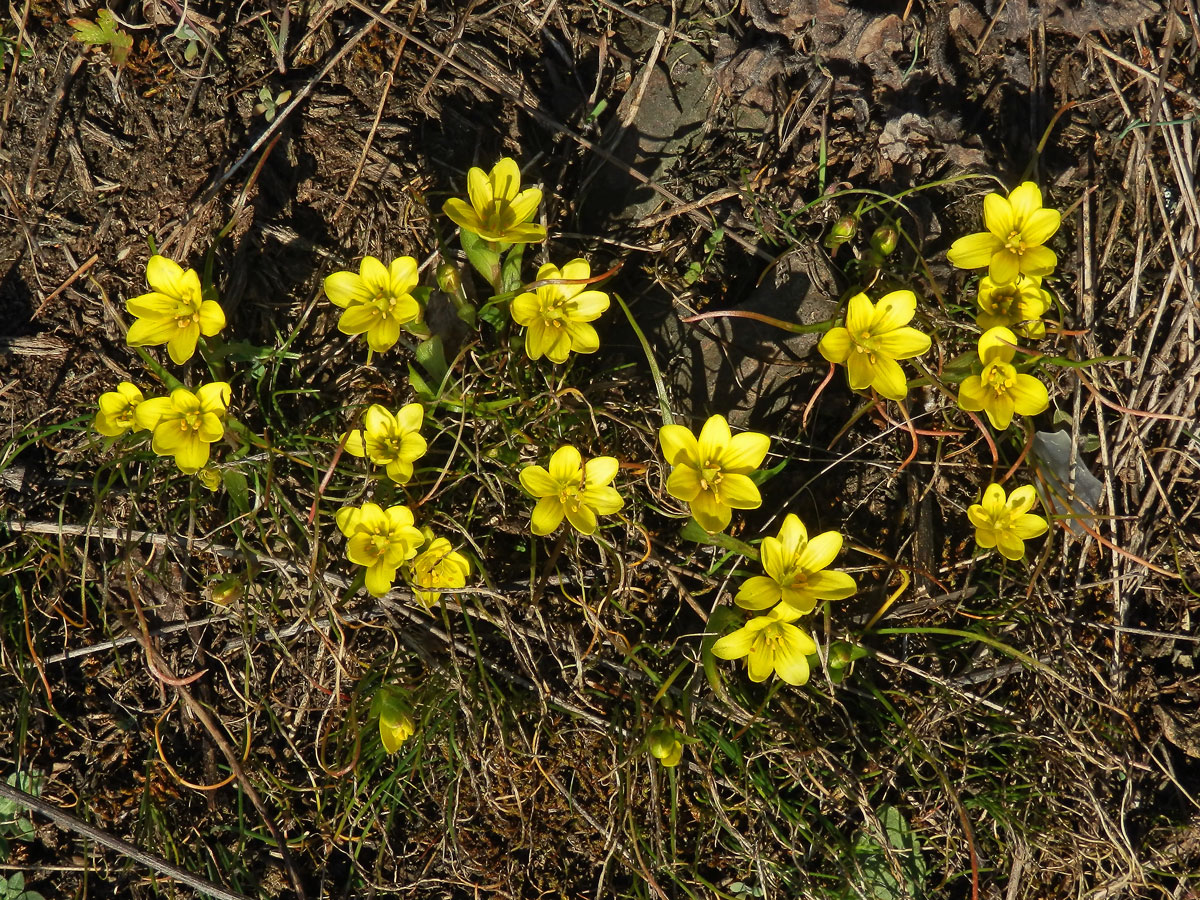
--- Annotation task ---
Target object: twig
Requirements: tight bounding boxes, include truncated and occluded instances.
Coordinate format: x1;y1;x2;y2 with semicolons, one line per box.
0;779;254;900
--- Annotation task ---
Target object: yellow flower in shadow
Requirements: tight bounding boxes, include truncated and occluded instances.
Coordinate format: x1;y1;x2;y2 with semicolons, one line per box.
519;445;624;536
958;326;1049;429
407;537;471;607
125;256;225;365
659;414;770;534
975;275;1051;339
323;256;422;353
134;382;230;474
968;483;1048;560
510;259;610;363
817;289;931;402
947;182;1060;284
442;157;546;245
711;607;818;685
342;403;427;484
735;514;857;616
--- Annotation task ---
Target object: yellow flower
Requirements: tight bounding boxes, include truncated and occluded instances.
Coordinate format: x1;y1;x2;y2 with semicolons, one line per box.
335;502;424;597
510;259;610;364
125;256;226;365
519;445;624;536
442;157;546;245
648;727;684;767
342;403;427;484
817;290;931;401
958;326;1049;429
711;607;818;685
323;256;422;353
375;689;415;754
968;483;1048;560
407;537;471;607
134;382;230;474
975;275;1051;338
735;514;857;616
659;414;770;534
94;381;145;436
947;182;1061;284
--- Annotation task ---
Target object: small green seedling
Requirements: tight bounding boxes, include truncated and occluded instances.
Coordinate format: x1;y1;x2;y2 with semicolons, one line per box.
255;86;292;122
68;9;133;66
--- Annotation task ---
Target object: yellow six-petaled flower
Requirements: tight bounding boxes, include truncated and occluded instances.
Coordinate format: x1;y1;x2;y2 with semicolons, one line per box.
323;256;424;353
407;537;471;607
817;289;931;402
735;514;857;616
975;275;1051;339
342;403;427;484
442;157;547;245
335;502;425;597
711;606;819;686
958;326;1049;429
510;259;610;364
134;382;231;475
125;256;226;365
659;414;770;534
947;182;1061;284
968;483;1049;560
518;445;624;536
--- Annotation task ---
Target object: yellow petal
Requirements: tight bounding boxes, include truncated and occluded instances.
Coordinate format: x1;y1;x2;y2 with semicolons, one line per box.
818;326;852;363
323;271;369;308
1007;182;1043;222
571;290;609;320
548;445;583;483
467;165;493;212
359;256;389;296
666;464;702;502
510;292;540;327
1021;207;1060;245
531;497;565;535
197;300;226;336
166;324;200;364
978;327;1018;364
797;531;842;572
869;356;909;401
507;187;542;226
722;430;770;472
983;192;1015;239
873;326;931;361
583;456;619;488
564;503;599;535
771;631;813;685
843;292;874;335
1006;484;1039;515
735;576;782;610
1020;245;1057;278
1012;513;1049;540
174;437;210;474
145;256;187;298
388;256;419;295
365;562;398;597
342;430;366;457
989;249;1021;285
126;316;179;347
870;290;917;333
957;376;987;412
716;473;761;510
697;415;732;463
565;321;600;355
366;316;401;352
690;491;731;533
946;232;1000;270
196;382;231;413
983;393;1015;429
805;569;857;601
442;197;483;234
1010;374;1049;416
490;158;523;201
659;425;698;466
845;350;878;392
582;484;624;516
519;464;557;498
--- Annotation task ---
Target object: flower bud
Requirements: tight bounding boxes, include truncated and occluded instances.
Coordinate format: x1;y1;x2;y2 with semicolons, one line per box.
824;215;858;249
648;727;683;767
436;263;463;298
870;225;899;257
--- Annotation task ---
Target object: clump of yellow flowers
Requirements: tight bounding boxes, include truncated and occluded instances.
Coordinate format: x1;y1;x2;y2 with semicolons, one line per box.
818;289;931;402
519;445;624;536
510;259;610;364
341;403;427;484
712;515;857;686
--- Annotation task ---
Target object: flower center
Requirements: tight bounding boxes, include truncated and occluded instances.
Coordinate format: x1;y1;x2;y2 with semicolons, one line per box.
698;462;724;493
179;411;203;433
983;361;1018;396
989;289;1016;315
1004;230;1027;255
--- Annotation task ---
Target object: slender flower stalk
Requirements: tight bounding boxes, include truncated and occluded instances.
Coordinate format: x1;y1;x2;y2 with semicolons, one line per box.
342;403;427;484
134;382;230;474
968;483;1049;560
442;157;547;245
659;415;770;534
519;445;623;536
817;290;931;401
735;514;857;616
947;182;1061;283
958;326;1049;429
125;256;225;365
